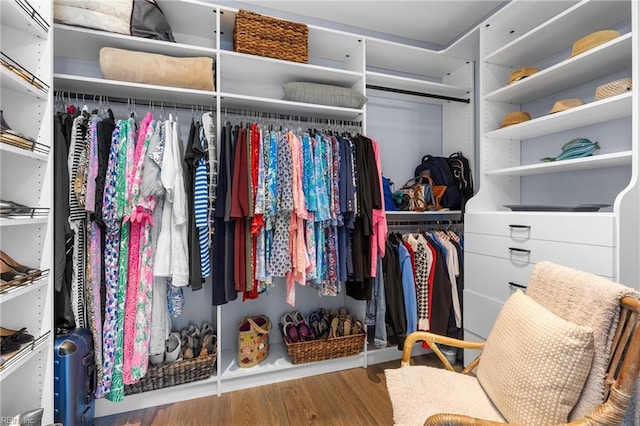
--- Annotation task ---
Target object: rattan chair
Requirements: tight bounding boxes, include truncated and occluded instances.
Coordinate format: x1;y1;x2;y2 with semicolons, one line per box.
393;262;640;426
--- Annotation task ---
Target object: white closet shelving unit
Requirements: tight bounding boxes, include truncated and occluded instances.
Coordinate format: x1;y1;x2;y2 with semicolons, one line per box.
464;0;639;362
0;0;53;424
52;0;474;416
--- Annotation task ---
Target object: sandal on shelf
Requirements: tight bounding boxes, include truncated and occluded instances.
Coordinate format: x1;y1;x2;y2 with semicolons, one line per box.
328;317;340;339
283;322;300;343
342;317;352;337
351;319;363;335
0;327;34;344
0;251;41;278
0;336;21;354
200;333;217;357
165;331;182;363
292;311;315;341
0;261;29;285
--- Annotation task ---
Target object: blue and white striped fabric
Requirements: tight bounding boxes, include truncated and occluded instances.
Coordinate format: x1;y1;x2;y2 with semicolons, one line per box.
194;149;210;278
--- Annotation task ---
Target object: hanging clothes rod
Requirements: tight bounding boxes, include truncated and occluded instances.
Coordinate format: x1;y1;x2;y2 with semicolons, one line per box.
57;91;215;112
387;219;464;227
219;106;363;127
56;92;364;126
366;84;470;104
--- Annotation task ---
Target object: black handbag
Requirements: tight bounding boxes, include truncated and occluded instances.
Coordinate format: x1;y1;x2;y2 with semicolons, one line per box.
131;0;176;42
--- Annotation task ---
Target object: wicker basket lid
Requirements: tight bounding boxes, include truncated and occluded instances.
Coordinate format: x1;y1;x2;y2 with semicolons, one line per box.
595;78;632;101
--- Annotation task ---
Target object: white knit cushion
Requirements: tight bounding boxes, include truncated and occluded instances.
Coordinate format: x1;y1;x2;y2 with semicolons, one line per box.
282;82;367;109
385;366;505;426
477;290;594;424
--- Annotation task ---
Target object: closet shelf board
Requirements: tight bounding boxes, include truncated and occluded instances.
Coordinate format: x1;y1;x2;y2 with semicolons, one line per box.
219;93;363;120
366;72;469;105
0;332;49;381
54;24;218;63
366;38;468;78
0;274;49;305
0;216;48;227
486;93;633;140
488;151;632;176
1;66;47;101
53;74;217;107
484;33;631;104
220;51;362;88
0;143;49;162
1;0;49;40
219;343;364;380
485;0;630;67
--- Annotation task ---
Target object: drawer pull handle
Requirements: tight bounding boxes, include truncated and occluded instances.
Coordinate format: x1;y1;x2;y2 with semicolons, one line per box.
509;224;531;229
508;247;531;254
509;281;527;289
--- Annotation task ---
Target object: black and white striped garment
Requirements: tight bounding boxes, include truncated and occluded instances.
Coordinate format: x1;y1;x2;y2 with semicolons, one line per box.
68;114;89;328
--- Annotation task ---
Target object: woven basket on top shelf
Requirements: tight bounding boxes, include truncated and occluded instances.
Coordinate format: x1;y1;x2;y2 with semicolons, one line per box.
283;332;366;364
233;9;308;63
124;350;217;395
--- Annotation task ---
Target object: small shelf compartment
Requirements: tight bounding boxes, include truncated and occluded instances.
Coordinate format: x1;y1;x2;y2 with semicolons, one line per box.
54;74;216;107
486;92;632;140
1;0;49;40
485;0;631;67
0;270;49;302
487;150;632;176
366;72;470;105
0;332;50;379
484;32;631;104
219;93;363;121
54;24;218;64
1;53;48;100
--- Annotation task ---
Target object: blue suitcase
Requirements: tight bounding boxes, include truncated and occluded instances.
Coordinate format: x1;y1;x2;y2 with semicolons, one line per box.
54;328;96;426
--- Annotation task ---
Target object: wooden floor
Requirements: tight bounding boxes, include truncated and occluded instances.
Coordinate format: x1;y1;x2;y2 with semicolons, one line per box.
95;353;445;426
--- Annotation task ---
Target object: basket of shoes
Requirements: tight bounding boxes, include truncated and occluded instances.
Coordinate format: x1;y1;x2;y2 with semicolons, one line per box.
281;308;366;364
233;9;308;63
124;322;217;395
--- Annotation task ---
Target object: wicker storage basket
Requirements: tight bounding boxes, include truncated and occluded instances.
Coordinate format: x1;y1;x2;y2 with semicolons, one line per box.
124;351;217;395
233;9;308;63
283;332;366;364
237;315;271;368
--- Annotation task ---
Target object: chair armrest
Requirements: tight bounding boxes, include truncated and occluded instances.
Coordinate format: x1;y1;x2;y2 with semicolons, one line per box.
425;413;505;425
401;331;484;373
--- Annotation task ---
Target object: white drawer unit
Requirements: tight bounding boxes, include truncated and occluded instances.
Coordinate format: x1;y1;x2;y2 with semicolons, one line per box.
465;212;615;247
465;233;614;278
465;252;533;302
463;290;505;340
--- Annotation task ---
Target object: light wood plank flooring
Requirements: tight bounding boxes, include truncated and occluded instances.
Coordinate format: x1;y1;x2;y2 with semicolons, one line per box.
95;353;445;426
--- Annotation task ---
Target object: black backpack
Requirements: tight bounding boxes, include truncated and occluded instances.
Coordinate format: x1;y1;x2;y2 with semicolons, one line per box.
414;155;462;210
448;151;474;210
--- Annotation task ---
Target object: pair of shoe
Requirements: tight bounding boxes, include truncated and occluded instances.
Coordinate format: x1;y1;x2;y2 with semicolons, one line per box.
308;308;330;339
149;331;182;365
10;407;44;426
327;308;363;338
180;322;216;360
199;322;216;357
1;110;36;150
281;311;315;343
0;250;40;277
0;326;34;354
